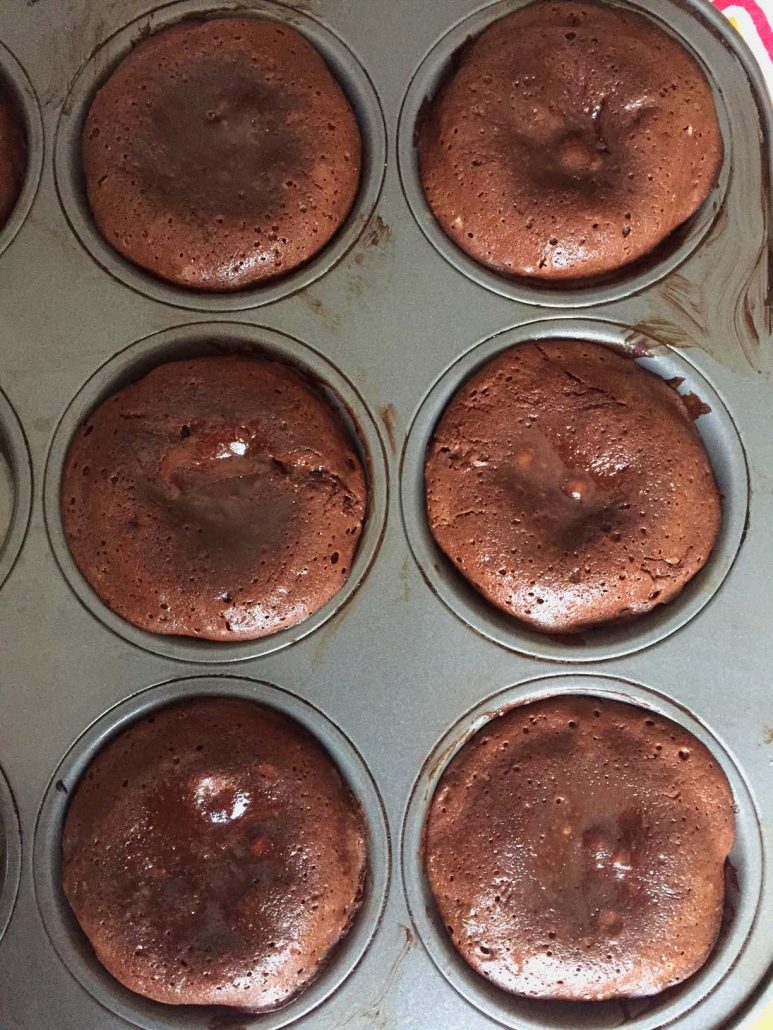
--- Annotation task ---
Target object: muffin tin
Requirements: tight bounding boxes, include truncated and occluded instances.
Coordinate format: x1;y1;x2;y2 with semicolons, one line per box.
0;0;770;1028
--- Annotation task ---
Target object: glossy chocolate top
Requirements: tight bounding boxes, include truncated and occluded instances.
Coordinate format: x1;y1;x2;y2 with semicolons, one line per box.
425;696;734;999
62;355;366;641
63;698;368;1010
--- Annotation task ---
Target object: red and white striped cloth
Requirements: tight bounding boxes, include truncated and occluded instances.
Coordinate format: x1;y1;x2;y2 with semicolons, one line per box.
714;0;773;96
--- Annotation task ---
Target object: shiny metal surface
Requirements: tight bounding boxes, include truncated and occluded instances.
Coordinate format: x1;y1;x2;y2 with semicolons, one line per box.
0;0;770;1027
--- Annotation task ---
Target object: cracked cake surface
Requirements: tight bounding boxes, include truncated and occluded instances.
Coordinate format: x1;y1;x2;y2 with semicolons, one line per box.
424;340;720;633
61;355;366;640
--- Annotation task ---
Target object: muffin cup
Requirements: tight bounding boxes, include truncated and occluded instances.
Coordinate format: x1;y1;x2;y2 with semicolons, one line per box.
54;0;386;310
401;673;764;1030
0;385;32;593
43;322;388;663
0;765;21;945
397;0;732;307
0;41;43;261
400;317;748;663
33;675;390;1030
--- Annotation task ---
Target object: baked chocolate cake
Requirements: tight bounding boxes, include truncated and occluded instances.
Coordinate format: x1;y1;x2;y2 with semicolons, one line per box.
62;355;366;641
425;340;720;633
425;696;734;999
0;87;25;230
62;698;368;1010
83;18;361;289
418;0;722;281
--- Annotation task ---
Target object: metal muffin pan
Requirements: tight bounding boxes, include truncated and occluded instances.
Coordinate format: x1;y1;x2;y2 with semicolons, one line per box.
0;384;31;594
0;0;770;1027
0;763;21;946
